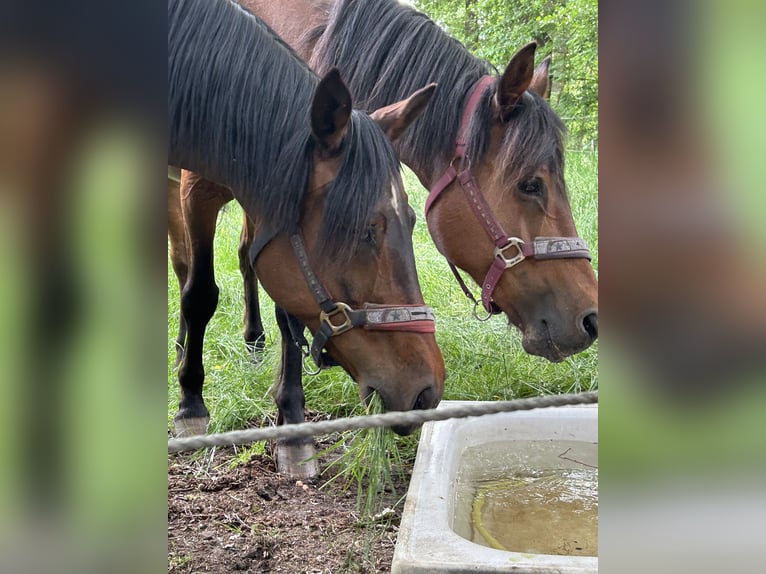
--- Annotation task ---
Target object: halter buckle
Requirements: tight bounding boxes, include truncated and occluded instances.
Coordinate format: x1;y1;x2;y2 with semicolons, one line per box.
449;155;471;171
319;302;354;336
301;348;322;376
290;338;321;376
494;237;526;269
472;300;493;322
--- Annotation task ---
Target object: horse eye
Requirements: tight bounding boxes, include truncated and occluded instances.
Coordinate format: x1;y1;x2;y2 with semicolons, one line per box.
364;225;377;247
518;178;543;196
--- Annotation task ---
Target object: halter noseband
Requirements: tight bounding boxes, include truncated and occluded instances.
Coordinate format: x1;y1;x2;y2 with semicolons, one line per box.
425;76;592;318
250;230;435;373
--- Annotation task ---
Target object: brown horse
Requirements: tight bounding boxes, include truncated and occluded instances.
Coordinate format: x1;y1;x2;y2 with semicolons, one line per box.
170;0;597;362
279;0;598;360
168;0;444;476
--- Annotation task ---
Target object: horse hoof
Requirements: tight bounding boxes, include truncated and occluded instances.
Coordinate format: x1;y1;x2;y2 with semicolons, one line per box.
174;416;209;437
275;442;319;479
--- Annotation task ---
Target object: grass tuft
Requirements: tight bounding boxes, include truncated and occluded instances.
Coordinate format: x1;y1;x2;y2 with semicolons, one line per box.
318;394;415;517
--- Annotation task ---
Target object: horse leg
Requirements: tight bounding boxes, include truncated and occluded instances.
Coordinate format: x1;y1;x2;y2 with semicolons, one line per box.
174;173;232;436
167;176;189;366
272;306;319;478
239;213;265;355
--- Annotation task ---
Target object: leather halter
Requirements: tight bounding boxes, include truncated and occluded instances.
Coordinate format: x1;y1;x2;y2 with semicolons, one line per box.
425;76;592;318
250;230;436;372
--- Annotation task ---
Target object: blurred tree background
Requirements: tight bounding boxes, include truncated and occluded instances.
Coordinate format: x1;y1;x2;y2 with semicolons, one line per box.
416;0;598;148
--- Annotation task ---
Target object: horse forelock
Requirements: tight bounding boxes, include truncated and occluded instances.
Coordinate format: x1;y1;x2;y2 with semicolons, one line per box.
467;89;568;197
316;111;401;263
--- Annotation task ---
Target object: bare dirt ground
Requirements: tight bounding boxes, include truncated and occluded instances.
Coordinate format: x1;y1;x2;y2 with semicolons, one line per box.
168;433;410;574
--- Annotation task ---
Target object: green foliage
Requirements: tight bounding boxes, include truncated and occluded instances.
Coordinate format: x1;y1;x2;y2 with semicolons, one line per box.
415;0;598;146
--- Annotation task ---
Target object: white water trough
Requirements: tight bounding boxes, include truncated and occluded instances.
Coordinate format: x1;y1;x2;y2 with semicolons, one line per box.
392;401;598;573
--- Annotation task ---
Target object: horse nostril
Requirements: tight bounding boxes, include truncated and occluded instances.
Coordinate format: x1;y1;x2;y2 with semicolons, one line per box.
582;312;598;340
414;387;436;410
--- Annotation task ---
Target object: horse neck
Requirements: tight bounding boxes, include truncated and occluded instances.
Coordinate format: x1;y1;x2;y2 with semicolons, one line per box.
393;141;455;193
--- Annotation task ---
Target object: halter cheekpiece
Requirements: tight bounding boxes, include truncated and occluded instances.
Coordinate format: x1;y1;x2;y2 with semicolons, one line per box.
424;76;592;319
289;233;435;370
250;230;436;373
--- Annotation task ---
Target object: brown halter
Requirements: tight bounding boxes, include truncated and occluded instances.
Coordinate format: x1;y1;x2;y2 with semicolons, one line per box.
289;234;435;369
250;230;436;373
425;76;592;319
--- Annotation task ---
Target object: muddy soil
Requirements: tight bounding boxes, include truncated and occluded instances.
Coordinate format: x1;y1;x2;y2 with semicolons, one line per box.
168;435;411;574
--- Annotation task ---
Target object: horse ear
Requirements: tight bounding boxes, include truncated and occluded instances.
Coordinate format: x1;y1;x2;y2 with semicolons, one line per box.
370;83;437;142
311;67;352;153
493;42;536;120
530;55;551;100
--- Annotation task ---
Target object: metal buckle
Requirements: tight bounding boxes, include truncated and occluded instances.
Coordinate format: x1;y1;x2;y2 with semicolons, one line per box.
291;339;322;376
494;237;526;269
319;302;354;336
449;155;472;171
472;300;493;322
301;350;322;376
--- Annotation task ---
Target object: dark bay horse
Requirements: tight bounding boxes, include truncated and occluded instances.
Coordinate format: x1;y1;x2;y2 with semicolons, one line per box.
168;0;444;475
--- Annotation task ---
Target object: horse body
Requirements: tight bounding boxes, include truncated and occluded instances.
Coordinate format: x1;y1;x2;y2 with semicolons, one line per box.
168;0;444;474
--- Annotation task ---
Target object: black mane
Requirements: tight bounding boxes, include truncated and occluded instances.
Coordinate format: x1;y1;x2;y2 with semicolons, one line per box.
168;0;400;259
308;0;566;188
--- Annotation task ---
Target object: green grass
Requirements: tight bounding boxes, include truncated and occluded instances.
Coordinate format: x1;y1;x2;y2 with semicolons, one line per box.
167;150;598;511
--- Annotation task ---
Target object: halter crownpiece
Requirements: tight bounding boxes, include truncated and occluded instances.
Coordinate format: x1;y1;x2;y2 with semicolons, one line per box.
425;75;592;317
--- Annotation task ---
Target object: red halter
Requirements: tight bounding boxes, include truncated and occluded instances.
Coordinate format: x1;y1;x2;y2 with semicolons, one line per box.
425;76;592;318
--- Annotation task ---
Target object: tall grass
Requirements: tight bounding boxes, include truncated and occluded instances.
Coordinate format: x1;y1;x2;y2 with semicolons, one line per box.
167;150;598;512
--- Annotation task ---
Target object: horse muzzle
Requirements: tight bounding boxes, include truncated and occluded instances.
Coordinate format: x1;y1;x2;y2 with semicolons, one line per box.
522;308;598;362
360;380;443;436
